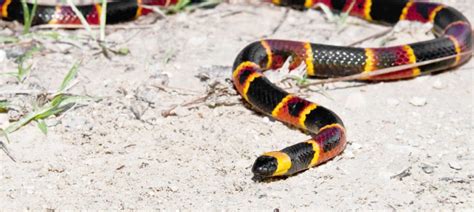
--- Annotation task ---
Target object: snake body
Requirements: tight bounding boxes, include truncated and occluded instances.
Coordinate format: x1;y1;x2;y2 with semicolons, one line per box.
232;0;472;179
1;0;472;179
0;0;183;25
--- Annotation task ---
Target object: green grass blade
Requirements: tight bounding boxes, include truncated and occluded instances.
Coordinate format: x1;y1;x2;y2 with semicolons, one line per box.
36;119;48;135
166;0;192;13
17;63;32;82
21;0;37;34
4;94;93;134
0;72;20;78
0;100;8;112
319;3;335;22
67;0;94;39
16;46;40;82
99;0;107;42
29;0;38;26
21;1;31;33
4;106;47;133
0;135;16;161
57;61;81;93
0;36;19;43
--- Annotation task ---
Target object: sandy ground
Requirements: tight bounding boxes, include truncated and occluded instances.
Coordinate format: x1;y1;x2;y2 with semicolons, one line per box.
0;0;473;210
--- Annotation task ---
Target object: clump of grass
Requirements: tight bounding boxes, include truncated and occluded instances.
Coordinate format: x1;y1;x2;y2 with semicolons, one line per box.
16;46;41;82
2;61;93;136
1;46;41;81
21;0;38;34
1;60;93;160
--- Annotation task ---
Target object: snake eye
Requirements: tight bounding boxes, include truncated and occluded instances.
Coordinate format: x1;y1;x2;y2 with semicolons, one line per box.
252;156;278;178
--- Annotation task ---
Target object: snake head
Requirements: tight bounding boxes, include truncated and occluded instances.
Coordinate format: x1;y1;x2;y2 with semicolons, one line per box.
251;155;278;178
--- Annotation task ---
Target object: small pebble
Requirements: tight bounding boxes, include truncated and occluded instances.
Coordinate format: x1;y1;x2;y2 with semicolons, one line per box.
409;97;427;107
168;185;178;192
420;163;435;174
448;162;462;170
26;188;34;194
432;79;446;89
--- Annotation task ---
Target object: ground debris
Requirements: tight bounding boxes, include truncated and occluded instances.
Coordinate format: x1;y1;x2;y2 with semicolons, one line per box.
390;167;411;181
420;163;435;174
448;162;462;171
439;177;470;184
409;97;427;107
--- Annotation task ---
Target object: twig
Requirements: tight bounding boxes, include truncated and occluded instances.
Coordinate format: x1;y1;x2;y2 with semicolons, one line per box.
390;167;411;181
161;82;226;117
267;8;289;36
161;93;210;117
151;84;200;95
0;141;16;162
219;10;244;18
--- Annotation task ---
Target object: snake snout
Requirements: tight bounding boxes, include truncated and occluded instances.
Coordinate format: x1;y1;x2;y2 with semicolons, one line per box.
251;155;278;178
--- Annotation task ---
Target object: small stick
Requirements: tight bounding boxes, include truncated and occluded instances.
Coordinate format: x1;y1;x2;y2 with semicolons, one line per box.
268;8;289;36
161;93;210;117
0;141;16;162
161;82;225;117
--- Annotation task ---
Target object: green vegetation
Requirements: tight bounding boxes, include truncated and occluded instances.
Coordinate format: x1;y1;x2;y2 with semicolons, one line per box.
319;0;355;28
1;61;93;137
167;0;221;13
21;0;38;34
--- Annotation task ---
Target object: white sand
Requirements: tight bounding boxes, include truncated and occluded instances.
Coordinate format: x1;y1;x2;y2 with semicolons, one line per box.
0;0;472;210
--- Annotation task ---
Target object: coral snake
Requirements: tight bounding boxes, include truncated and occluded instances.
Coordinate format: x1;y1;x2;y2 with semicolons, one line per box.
1;0;472;180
